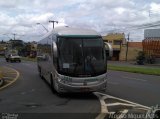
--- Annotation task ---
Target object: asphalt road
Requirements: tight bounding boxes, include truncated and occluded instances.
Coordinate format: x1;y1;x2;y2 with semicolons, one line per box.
0;58;99;119
0;58;160;119
107;70;160;107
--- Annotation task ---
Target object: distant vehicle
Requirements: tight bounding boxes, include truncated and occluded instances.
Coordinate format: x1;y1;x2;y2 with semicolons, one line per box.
5;49;21;62
37;27;112;93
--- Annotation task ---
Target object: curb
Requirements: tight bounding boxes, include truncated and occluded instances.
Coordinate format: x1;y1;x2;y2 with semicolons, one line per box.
0;66;20;91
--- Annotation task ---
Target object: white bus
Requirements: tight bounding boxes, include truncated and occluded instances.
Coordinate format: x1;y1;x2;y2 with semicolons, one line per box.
37;26;112;93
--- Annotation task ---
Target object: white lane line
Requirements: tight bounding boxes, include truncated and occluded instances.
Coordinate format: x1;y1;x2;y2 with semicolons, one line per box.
94;92;151;119
122;76;147;82
97;92;151;110
117;109;128;119
94;92;108;119
134;107;149;111
107;103;136;107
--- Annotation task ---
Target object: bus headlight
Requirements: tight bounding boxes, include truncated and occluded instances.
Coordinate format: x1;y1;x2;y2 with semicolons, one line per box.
58;78;61;82
57;76;72;84
99;75;107;82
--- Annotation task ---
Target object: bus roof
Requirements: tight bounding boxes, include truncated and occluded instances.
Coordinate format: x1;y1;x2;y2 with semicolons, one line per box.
54;26;101;37
40;26;101;41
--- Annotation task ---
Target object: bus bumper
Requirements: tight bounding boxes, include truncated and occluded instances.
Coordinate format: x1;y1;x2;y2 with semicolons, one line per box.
57;79;107;92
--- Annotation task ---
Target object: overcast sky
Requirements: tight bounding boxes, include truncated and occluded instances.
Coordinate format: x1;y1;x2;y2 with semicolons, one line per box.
0;0;160;42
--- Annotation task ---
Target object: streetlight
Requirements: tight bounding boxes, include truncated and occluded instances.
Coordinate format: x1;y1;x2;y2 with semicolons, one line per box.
49;20;58;29
36;23;49;32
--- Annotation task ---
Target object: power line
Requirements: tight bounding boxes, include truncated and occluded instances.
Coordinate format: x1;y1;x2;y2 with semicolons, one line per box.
36;23;49;32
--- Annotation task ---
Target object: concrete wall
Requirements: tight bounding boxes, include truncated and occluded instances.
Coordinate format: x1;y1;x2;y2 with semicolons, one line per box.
119;46;142;61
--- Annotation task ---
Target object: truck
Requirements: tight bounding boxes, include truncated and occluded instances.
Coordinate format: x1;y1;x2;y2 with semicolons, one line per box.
37;26;112;93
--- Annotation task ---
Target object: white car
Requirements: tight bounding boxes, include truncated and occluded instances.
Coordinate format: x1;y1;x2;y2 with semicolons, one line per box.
6;54;21;62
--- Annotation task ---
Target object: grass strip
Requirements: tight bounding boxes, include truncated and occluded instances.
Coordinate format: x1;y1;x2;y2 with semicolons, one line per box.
108;64;160;76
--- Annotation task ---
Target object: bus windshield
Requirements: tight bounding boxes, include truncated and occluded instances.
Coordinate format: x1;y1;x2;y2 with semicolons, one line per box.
58;37;106;77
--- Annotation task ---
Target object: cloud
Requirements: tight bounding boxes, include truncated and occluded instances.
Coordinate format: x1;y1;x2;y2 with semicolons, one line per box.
0;0;160;41
150;2;160;12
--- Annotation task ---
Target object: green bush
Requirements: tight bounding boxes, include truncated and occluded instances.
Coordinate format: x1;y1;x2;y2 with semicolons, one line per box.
136;51;145;65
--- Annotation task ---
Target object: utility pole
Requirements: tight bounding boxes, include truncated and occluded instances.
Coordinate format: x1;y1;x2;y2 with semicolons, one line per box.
13;33;16;40
125;33;130;61
49;20;58;29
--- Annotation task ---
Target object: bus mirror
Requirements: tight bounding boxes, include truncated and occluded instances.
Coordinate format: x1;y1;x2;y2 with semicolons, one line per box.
104;42;113;58
52;42;58;58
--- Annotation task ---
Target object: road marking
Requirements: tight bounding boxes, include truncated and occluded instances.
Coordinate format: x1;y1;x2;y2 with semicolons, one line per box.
0;66;20;91
101;93;150;110
94;92;108;119
107;103;136;107
94;92;151;119
122;76;147;82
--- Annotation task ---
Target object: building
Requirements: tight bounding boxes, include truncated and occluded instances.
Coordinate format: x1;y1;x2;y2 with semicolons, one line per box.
103;33;143;61
30;41;37;57
143;29;160;63
119;42;143;61
103;33;125;60
24;41;37;58
0;41;8;55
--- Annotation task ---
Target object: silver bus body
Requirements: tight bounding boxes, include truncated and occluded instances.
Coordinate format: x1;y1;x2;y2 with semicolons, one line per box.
37;27;110;93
